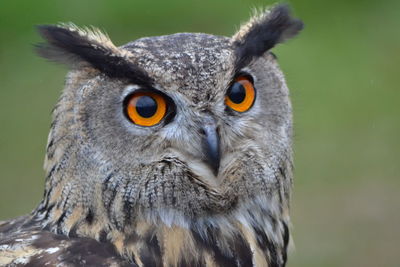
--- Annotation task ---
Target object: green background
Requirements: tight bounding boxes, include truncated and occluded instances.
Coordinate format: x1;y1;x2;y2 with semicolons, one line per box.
0;0;399;266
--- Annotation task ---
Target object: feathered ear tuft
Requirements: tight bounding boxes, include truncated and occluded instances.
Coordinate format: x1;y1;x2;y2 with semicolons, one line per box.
36;24;152;86
36;24;124;68
232;4;303;70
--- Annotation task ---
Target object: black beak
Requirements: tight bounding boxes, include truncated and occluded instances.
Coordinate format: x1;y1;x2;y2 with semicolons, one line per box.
202;119;220;176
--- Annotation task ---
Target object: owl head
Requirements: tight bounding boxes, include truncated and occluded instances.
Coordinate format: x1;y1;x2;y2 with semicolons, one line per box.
34;4;302;234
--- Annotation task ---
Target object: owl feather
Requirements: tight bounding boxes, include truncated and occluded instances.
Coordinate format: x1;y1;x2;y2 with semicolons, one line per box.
36;23;152;86
233;4;303;71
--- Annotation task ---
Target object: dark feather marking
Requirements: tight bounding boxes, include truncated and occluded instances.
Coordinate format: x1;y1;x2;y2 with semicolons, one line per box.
41;203;55;221
234;4;303;71
191;224;240;267
252;225;279;267
60;187;73;211
85;208;94;225
46;138;54;154
68;222;79;238
230;232;253;266
102;172;119;221
275;174;284;210
123;186;136;224
103;172;115;186
55;210;67;234
177;257;206;267
160;180;167;204
36;25;153;87
139;228;163;267
144;175;153;209
282;221;289;265
46;134;66;159
171;180;177;206
46;164;58;180
38;164;58;211
267;211;279;233
159;163;167;175
278;166;286;179
37;192;51;214
42;223;52;232
123;201;132;224
99;229;109;243
156;161;177;206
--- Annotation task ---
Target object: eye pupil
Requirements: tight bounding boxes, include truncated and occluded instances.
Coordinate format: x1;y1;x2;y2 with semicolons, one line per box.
135;96;157;118
228;83;246;104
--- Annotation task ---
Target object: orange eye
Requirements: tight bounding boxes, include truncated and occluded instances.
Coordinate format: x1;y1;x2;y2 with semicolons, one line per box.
225;76;256;112
125;91;167;126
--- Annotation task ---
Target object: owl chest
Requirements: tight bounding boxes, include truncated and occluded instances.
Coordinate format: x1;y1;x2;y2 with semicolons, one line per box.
119;217;286;267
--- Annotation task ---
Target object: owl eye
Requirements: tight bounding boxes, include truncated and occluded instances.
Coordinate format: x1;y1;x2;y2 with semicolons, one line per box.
225;76;256;112
125;91;168;126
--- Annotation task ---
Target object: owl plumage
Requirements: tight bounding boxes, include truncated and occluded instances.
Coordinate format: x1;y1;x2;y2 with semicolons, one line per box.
0;4;303;267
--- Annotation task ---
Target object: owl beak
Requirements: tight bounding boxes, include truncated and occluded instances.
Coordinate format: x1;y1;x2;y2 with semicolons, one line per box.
202;120;220;176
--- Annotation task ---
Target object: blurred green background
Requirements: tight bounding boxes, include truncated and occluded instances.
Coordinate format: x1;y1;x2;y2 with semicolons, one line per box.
0;0;399;266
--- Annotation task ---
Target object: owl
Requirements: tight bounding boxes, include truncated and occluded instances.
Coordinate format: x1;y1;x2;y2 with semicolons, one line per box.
0;4;302;267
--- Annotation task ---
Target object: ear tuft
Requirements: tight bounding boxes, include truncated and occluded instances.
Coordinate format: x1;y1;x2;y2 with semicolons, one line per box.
233;4;304;69
36;23;152;86
36;24;124;66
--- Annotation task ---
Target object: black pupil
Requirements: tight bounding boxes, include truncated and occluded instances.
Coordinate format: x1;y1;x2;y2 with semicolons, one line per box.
136;96;157;118
228;82;246;104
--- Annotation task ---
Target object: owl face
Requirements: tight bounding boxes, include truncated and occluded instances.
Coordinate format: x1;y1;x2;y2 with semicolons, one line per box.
82;33;288;181
37;5;302;226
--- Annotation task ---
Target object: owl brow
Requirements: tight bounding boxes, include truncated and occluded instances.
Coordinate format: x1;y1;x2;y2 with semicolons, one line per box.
233;4;303;72
36;25;153;87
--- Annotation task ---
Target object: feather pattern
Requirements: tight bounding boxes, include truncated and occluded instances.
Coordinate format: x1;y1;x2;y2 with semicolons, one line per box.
1;195;290;266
